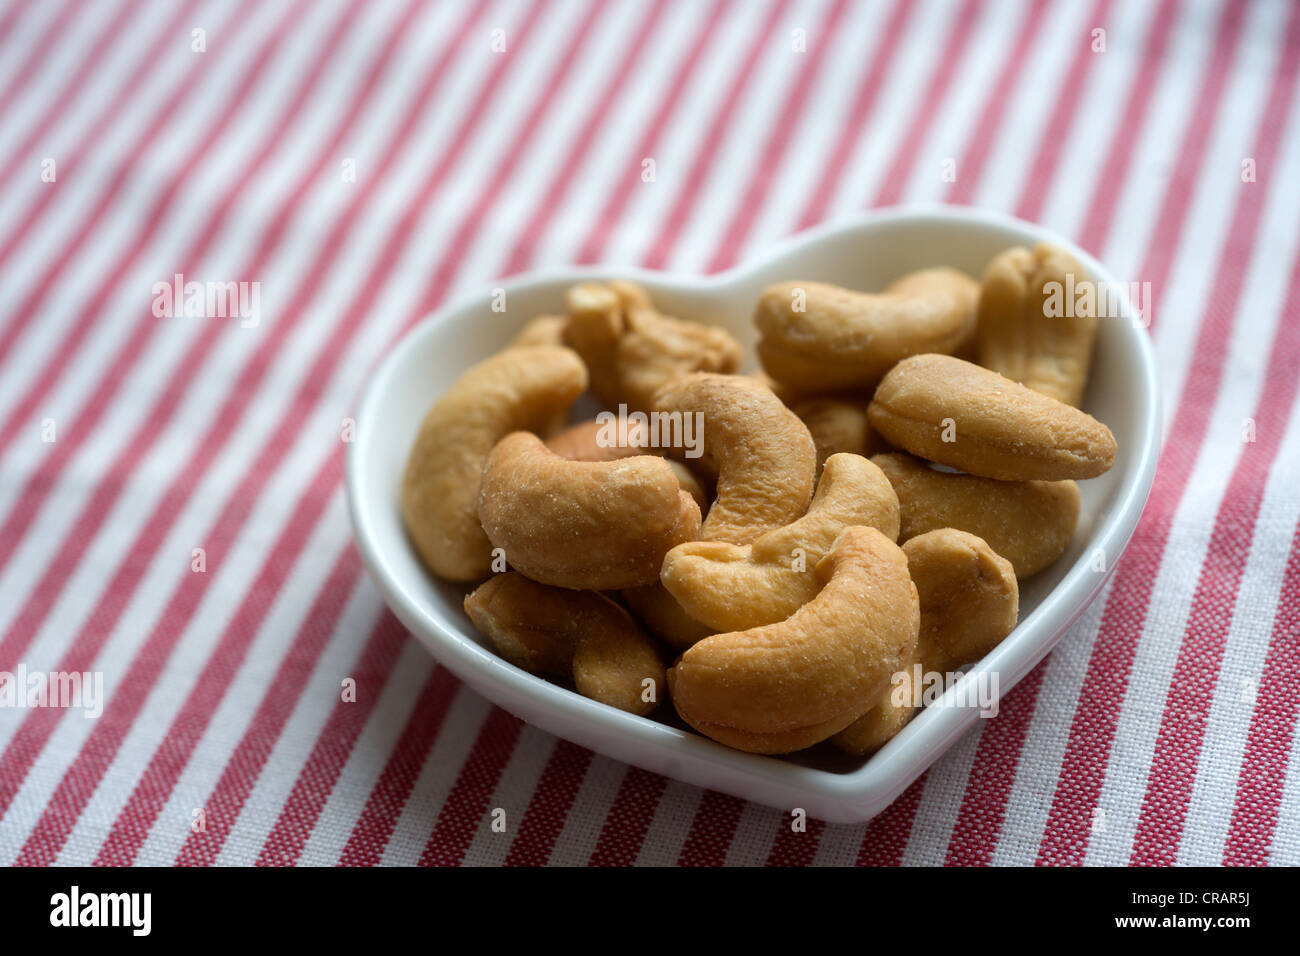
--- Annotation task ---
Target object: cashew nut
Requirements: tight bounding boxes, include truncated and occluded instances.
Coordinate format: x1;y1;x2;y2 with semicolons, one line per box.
509;314;569;349
402;345;587;581
563;280;742;412
868;353;1116;481
464;572;665;716
652;373;817;545
668;526;919;754
477;432;701;590
790;395;888;474
873;452;1080;578
977;243;1098;407
754;267;979;393
830;650;917;756
660;453;899;631
623;583;715;652
904;528;1019;673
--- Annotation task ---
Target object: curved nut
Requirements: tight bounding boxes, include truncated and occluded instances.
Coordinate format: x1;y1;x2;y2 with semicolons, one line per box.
830;651;917;756
868;353;1116;480
545;417;647;462
661;453;899;631
509;314;569;349
874;452;1079;578
562;280;741;412
464;573;665;715
668;526;919;754
905;528;1019;673
623;583;715;652
977;244;1098;407
478;432;701;590
755;268;979;393
790;396;888;473
653;373;816;545
402;345;587;581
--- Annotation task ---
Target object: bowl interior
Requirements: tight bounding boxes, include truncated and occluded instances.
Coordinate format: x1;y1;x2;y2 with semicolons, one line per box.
347;207;1157;821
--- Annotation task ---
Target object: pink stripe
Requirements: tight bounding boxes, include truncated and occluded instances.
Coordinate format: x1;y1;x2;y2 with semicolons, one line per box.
944;0;1050;205
418;709;523;867
704;0;851;273
503;741;593;866
795;0;914;229
1013;0;1114;223
499;0;671;277
856;775;925;866
943;670;1044;865
0;0;285;477
255;613;410;867
764;815;824;867
1073;0;1179;253
0;0;367;665
0;0;77;116
1129;246;1300;864
1036;0;1300;866
0;0;147;186
0;0;262;277
639;0;791;271
940;0;1188;863
1223;517;1300;866
575;0;730;265
336;667;462;867
172;546;361;866
677;791;745;866
587;768;667;866
0;0;457;837
871;0;983;208
0;1;31;60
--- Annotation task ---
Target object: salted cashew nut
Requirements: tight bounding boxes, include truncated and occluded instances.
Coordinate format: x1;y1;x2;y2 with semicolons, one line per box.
754;267;979;393
653;373;816;545
477;432;701;590
668;526;919;754
660;453;900;632
464;572;665;716
873;452;1079;578
623;583;715;652
977;243;1098;407
868;353;1116;481
546;418;710;511
790;396;888;474
402;345;586;581
830;649;918;756
563;280;741;412
905;528;1019;673
833;528;1019;755
509;314;569;349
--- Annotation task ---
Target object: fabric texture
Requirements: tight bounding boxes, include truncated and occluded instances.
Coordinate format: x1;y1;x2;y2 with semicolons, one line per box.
0;0;1297;867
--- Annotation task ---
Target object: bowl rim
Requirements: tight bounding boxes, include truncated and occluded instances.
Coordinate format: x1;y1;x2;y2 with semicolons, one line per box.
345;204;1160;817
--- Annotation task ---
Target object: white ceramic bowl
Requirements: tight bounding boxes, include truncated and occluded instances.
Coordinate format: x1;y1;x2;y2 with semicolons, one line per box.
346;206;1159;823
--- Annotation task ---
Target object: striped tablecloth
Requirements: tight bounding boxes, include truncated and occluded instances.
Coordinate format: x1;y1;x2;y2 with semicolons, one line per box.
0;0;1296;867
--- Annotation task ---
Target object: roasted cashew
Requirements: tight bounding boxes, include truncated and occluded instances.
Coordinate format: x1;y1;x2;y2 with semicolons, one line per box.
790;395;888;474
509;314;569;349
562;280;741;412
754;267;979;393
464;572;665;716
660;453;899;631
868;353;1116;481
830;649;917;756
546;418;710;511
402;345;587;581
668;526;919;754
873;452;1080;578
622;583;715;652
977;243;1098;407
477;432;701;590
905;528;1019;673
652;373;816;545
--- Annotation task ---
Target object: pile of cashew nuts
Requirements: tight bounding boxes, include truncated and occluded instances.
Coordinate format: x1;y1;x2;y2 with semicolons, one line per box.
401;245;1117;757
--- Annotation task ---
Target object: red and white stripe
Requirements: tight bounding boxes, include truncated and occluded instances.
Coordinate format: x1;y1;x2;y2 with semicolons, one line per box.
1;0;1297;867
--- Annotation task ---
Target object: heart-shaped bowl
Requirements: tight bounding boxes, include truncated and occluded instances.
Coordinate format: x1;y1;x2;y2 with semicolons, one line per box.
346;206;1158;823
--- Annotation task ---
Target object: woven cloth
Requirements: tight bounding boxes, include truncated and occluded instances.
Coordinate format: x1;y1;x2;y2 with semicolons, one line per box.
0;0;1297;866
